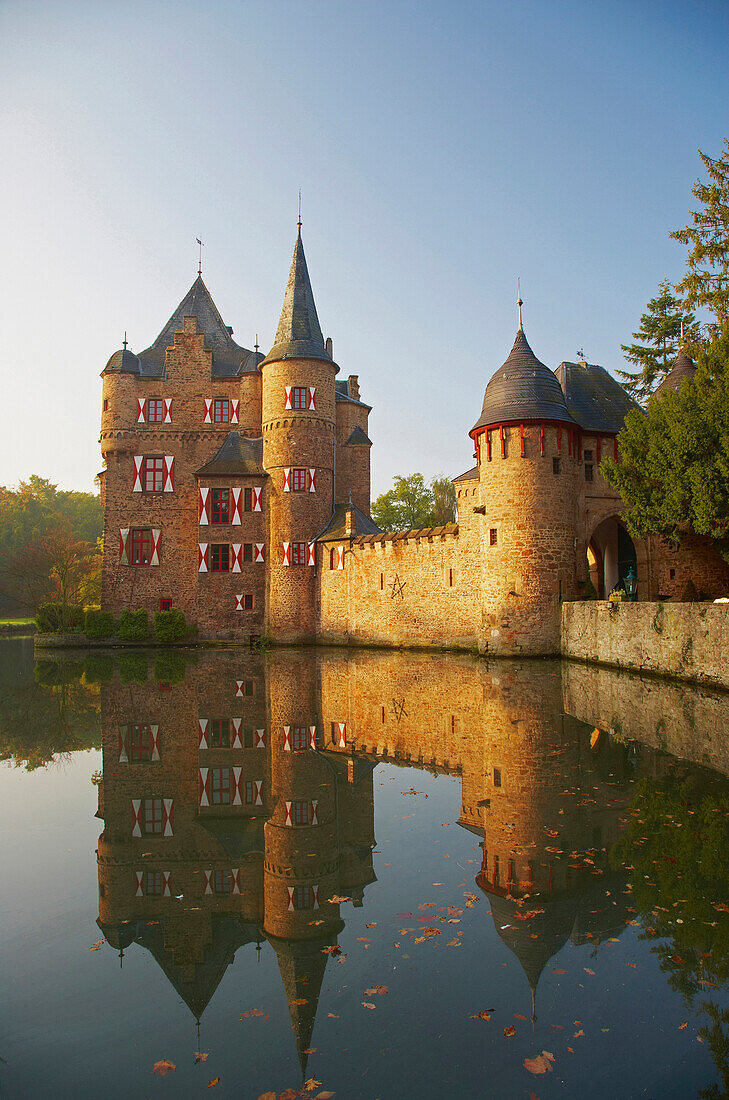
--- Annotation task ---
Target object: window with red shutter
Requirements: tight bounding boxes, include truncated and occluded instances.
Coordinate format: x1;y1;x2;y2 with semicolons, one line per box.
147;398;165;423
143;457;165;492
210;719;230;748
210;544;230;572
214;397;230;423
291;727;308;752
291;387;307;409
211;489;230;524
291;468;307;491
213;870;232;895
143;798;164;835
243;488;253;512
294;885;314;909
293;800;311;826
129;725;154;762
211;767;231;805
130;529;153;565
291;542;307;565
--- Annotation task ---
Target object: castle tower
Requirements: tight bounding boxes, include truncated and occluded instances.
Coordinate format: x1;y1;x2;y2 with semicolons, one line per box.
261;228;339;640
469;307;581;654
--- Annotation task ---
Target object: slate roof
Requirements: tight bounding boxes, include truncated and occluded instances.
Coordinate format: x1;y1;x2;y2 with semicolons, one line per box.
335;379;372;410
195;432;266;477
345;425;372;446
262;228;336;367
103;348;142;374
652;349;696;399
472;328;574;434
315;502;382;541
129;276;262;379
453;466;478;482
554;361;640;433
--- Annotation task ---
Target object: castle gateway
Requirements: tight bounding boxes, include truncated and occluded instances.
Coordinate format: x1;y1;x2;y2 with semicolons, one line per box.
99;229;729;654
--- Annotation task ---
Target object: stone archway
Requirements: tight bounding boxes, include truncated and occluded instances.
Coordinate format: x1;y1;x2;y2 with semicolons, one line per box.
587;516;639;599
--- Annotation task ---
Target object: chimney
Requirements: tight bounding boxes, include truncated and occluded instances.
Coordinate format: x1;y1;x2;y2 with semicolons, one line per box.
348;374;360;400
345;503;356;537
326;337;333;359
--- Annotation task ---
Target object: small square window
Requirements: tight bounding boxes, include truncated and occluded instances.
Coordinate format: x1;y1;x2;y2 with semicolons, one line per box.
211;489;230;524
147;398;165;423
493;767;502;788
292;468;307;491
553;457;561;475
584;449;594;462
210;544;230;572
291;387;307;410
489;528;498;547
214;397;230;423
159;598;172;612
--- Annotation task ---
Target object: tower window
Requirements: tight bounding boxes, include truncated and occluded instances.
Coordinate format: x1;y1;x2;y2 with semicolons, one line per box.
103;398;109;412
143;798;164;835
143;456;165;492
240;593;254;609
291;468;307;492
210;544;230;572
294;885;314;910
243;488;254;512
291;387;307;410
489;528;498;547
493;767;502;788
293;800;311;826
670;568;676;580
130;528;152;565
211;489;230;524
129;724;154;762
243;543;253;562
291;542;307;565
584;449;593;462
213;870;232;895
147;398;165;423
211;767;231;805
214;397;230;423
553;457;561;475
291;727;308;752
449;568;453;587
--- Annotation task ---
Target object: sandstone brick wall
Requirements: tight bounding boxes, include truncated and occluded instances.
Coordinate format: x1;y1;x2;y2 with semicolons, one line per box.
562;601;729;689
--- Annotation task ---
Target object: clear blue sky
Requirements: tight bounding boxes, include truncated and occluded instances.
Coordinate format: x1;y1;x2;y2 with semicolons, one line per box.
1;0;727;497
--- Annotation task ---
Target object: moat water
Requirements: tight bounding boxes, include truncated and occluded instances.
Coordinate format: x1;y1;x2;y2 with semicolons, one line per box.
2;636;729;1099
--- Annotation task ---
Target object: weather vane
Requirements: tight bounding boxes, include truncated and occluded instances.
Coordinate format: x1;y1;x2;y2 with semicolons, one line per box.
298;190;302;228
196;238;204;275
517;277;523;330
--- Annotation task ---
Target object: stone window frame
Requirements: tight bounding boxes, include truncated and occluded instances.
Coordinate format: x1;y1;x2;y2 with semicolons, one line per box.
213;869;232;895
210;766;232;805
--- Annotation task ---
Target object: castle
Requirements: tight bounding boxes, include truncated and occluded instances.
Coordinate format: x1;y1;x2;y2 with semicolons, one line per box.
99;226;729;654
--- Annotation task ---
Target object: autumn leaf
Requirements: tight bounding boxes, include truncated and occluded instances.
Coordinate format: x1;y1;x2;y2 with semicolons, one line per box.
321;945;342;955
524;1051;555;1075
362;1002;376;1009
514;1013;527;1021
583;968;595;975
194;1051;209;1063
303;1048;317;1055
291;998;308;1006
679;1022;688;1029
327;895;351;904
552;969;567;975
242;1009;267;1018
89;941;104;951
315;1093;336;1099
257;1093;277;1100
153;1060;176;1076
303;1077;322;1091
207;1078;220;1088
418;902;436;909
504;1025;516;1037
364;986;388;995
470;1012;492;1021
365;922;377;928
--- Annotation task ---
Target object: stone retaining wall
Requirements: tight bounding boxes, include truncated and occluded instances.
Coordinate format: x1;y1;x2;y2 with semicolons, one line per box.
561;601;729;690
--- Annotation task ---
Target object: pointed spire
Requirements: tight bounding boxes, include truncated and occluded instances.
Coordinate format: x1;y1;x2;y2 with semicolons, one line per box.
262;227;334;366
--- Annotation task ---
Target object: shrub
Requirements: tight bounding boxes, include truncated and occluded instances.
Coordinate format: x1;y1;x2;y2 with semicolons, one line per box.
153;650;188;684
117;609;148;642
153;608;187;644
83;654;114;683
35;602;84;634
84;609;116;639
118;652;148;683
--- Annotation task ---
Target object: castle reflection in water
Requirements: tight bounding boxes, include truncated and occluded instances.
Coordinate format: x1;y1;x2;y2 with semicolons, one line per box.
95;648;727;1071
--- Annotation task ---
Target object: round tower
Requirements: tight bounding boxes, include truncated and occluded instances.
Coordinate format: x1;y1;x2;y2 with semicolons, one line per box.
469;303;580;655
261;226;338;640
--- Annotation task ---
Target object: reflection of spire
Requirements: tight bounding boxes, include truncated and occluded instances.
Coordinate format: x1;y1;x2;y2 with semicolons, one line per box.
531;983;536;1030
268;933;336;1078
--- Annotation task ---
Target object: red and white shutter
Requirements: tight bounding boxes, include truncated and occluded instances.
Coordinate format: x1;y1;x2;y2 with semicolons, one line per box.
287;886;296;911
282;542;290;566
135;870;144;897
231;488;242;524
308;469;316;492
232;869;241;894
308;542;315;566
284;800;292;825
118;728;128;763
308;387;316;410
119;529;130;565
284;386;293;410
204;870;213;895
309;726;317;749
252;487;262;511
137;398;146;423
150;530;161;566
162;799;174;837
235;681;245;697
150;725;160;761
255;728;266;748
283;467;291;492
336;722;346;749
163;457;174;492
310;799;319;825
231;544;242;572
230;399;240;424
231;719;243;748
163;398;172;423
199;767;210;807
198;543;209;572
198;487;210;525
337;545;345;570
133;455;143;492
283;725;291;751
132;799;142;837
254;543;265;563
232;766;243;806
198;718;209;750
204;398;213;423
254;780;262;806
312;885;320;908
235;594;245;610
162;871;171;897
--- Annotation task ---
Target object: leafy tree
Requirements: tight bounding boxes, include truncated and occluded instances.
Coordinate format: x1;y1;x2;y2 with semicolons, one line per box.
602;325;729;561
672;140;729;337
371;473;457;531
617;279;700;402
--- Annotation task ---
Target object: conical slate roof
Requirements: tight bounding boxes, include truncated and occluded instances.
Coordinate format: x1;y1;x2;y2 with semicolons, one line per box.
471;327;574;434
652;349;696;399
103;347;142;374
262;228;335;367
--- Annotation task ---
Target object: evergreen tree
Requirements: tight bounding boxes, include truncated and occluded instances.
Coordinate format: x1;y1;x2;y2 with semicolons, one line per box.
617;279;699;402
671;139;729;336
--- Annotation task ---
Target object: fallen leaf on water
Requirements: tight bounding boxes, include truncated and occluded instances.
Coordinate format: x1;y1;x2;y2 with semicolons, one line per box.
362;1002;376;1009
194;1052;209;1063
470;1012;492;1021
242;1009;266;1018
153;1060;176;1076
89;941;104;951
524;1051;555;1075
321;945;342;955
679;1022;688;1029
207;1079;219;1088
447;938;462;947
504;1025;516;1037
291;998;308;1006
303;1047;317;1054
257;1093;276;1100
552;969;567;975
418;902;436;910
316;1093;335;1099
303;1081;322;1094
515;1013;527;1021
364;986;388;996
584;968;595;975
574;1029;584;1038
365;923;377;928
626;962;637;969
327;1013;339;1018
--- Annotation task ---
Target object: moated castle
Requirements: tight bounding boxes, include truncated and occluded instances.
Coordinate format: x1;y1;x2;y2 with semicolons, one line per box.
99;226;729;653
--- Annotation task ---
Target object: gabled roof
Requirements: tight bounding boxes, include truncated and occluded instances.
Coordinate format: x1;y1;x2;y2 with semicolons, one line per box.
315;502;382;541
136;276;262;379
195;432;265;477
652;349;696;399
335;379;371;410
555;361;640;433
472;327;574;434
262;228;336;367
345;425;372;446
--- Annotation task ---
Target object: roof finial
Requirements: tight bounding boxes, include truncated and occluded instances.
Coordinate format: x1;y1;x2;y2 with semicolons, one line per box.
254;333;259;355
297;190;302;229
122;331;128;350
196;237;204;276
517;278;523;331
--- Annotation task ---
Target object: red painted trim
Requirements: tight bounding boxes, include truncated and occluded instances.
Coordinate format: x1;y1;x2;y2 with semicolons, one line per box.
557;425;562;452
486;431;492;461
540;423;545;456
499;425;505;458
614;437;618;460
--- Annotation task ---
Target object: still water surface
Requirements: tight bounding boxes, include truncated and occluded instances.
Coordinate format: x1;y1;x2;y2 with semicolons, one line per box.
2;638;729;1098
